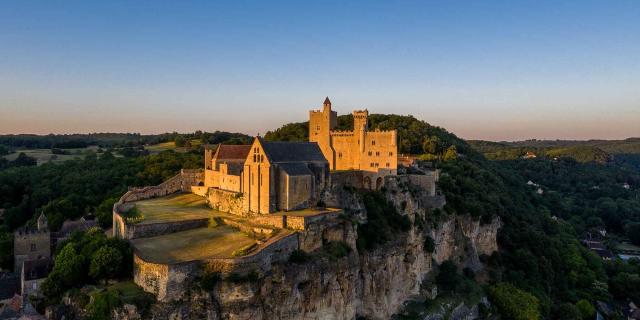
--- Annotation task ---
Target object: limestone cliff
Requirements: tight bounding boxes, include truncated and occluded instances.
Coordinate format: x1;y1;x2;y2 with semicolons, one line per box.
144;177;501;320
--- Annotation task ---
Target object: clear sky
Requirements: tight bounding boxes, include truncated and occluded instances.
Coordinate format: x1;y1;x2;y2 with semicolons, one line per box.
1;1;638;141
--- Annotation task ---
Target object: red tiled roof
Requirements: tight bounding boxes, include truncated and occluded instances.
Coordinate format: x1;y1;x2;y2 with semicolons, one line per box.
214;145;251;161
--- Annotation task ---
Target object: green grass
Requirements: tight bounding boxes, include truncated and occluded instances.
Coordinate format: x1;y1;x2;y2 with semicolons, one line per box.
2;146;101;165
145;140;202;154
131;226;256;263
134;193;214;224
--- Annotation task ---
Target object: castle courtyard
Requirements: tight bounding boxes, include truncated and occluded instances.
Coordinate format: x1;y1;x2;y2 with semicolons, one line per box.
133;193;213;225
131;226;255;264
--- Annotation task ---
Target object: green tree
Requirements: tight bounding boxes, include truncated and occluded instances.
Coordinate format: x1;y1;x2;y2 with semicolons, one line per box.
575;299;595;320
488;283;540;320
626;222;640;246
422;136;440;154
174;135;186;147
436;260;460;292
53;243;85;287
443;145;458;161
89;246;123;281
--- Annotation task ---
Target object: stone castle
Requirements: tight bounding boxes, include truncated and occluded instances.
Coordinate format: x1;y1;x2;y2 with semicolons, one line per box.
111;98;446;302
310;97;397;177
201;97;398;214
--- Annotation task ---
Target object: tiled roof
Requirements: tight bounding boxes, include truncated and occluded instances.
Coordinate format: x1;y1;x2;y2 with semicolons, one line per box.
261;140;327;163
22;258;51;281
214;144;251;161
279;163;313;176
0;272;19;300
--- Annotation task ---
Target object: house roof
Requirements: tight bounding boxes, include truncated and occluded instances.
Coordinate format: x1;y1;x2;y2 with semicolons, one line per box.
260;139;327;163
56;218;98;236
323;96;331;105
280;163;313;176
22;258;51;281
214;144;251;161
0;272;20;300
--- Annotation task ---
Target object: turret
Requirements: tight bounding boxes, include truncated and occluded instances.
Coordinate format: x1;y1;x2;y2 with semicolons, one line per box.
37;212;48;231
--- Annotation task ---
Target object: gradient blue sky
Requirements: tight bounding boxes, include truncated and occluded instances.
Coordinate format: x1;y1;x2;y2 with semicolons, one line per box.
1;1;638;140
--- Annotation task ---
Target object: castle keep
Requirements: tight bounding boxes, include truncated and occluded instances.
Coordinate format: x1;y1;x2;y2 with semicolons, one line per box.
310;97;398;178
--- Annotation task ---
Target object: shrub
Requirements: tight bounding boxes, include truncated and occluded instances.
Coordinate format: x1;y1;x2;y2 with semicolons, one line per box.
436;260;460;293
232;243;257;257
424;236;435;253
200;270;221;291
324;241;351;260
357;191;411;251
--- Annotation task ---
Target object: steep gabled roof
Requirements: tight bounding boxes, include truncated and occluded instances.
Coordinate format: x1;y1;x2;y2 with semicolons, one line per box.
323;96;331;105
259;139;327;163
213;144;251;161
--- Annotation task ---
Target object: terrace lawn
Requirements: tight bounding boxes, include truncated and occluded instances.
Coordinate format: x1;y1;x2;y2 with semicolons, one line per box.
134;193;214;225
131;226;255;263
145;140;202;154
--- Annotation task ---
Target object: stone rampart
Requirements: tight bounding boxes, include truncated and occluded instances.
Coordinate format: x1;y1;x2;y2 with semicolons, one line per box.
205;232;299;275
133;254;200;302
206;188;246;216
112;169;204;239
330;171;364;189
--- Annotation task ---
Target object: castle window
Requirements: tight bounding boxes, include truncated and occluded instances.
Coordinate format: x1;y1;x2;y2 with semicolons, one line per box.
386;163;390;167
372;140;376;146
376;151;380;156
338;152;342;158
389;152;393;156
368;151;372;156
370;162;374;167
260;155;264;163
30;243;36;252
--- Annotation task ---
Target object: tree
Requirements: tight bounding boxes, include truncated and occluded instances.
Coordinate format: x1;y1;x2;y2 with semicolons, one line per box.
488;283;540;320
575;299;595;320
52;244;85;287
174;135;186;147
89;246;123;281
443;145;458;161
10;152;37;167
436;260;460;292
626;222;640;246
422;136;440;155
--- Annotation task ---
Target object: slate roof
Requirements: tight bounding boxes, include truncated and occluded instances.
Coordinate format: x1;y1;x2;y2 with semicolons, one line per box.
280;163;313;176
260;140;327;163
56;217;98;237
22;258;51;281
0;272;20;300
214;145;251;161
324;96;331;105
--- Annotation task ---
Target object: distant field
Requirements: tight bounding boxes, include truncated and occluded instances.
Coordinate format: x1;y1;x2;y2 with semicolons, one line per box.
134;193;214;225
145;139;202;154
2;146;101;165
131;226;255;263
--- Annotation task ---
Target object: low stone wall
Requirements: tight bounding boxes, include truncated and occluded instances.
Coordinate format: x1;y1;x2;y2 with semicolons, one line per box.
123;218;209;240
205;232;299;275
253;215;285;229
112;169;205;239
206;188;246;216
191;186;208;197
133;254;201;302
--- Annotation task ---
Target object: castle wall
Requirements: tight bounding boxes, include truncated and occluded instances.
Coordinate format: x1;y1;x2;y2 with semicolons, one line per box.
359;130;398;173
14;230;50;273
206;188;246;216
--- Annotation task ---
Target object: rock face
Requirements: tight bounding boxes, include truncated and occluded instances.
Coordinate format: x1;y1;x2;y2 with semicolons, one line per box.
146;177;501;320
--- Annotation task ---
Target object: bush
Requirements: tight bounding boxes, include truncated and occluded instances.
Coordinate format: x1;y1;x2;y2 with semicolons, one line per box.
200;270;221;291
488;282;540;320
289;250;310;264
424;236;435;253
357;191;411;250
89;246;123;281
324;241;351;260
436;260;460;293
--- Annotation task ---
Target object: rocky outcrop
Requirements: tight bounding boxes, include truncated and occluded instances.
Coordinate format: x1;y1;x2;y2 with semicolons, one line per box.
145;176;501;320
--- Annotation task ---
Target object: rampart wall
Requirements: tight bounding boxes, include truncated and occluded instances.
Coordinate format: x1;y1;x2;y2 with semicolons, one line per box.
206;188;246;216
112;169;204;239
